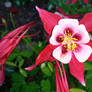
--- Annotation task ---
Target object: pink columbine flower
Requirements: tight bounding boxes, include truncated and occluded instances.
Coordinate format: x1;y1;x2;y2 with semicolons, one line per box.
50;19;91;64
26;6;92;87
66;0;88;4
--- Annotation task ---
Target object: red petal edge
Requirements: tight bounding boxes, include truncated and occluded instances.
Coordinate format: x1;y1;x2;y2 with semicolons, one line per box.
69;53;86;86
36;6;61;35
79;12;92;32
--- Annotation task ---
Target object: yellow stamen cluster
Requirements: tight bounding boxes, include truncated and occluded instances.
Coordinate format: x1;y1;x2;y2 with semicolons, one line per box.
61;30;78;51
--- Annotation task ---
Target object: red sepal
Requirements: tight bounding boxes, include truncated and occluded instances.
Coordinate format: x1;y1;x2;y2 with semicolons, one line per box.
69;53;85;86
36;6;61;35
25;44;56;71
79;12;92;32
35;44;56;65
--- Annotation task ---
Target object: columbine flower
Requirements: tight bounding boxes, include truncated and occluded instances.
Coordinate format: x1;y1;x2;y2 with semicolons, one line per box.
26;6;92;87
50;19;91;64
66;0;88;4
0;22;38;85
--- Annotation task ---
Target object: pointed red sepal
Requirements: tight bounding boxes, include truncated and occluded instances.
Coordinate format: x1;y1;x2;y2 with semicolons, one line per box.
79;12;92;32
69;54;86;86
25;64;37;71
35;44;56;65
25;44;56;71
0;65;5;86
87;41;92;62
36;6;61;35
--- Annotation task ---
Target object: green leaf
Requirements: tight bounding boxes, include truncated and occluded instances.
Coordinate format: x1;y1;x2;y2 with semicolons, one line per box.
41;79;51;92
41;63;52;77
70;88;86;92
21;82;40;92
47;62;54;72
19;68;27;77
10;73;26;92
84;62;92;70
11;73;25;83
7;53;17;61
20;50;33;58
17;56;24;62
6;61;16;67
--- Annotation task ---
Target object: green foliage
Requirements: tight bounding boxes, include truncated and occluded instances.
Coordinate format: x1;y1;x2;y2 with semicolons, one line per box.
70;88;86;92
86;70;92;92
49;0;92;15
41;79;51;92
41;63;52;77
84;62;92;70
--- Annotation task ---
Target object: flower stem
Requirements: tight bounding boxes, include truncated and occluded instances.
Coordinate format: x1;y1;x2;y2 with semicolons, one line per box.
9;12;16;29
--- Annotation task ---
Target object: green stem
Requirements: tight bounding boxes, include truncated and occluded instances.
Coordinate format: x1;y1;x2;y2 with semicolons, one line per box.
6;61;16;67
10;12;16;29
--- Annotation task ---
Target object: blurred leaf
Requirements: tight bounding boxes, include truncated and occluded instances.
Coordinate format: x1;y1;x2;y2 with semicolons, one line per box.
70;88;86;92
28;67;39;76
84;62;92;70
21;82;40;92
41;79;51;92
11;73;25;83
10;73;26;92
17;56;24;63
86;73;92;92
7;53;17;61
41;63;52;77
6;61;16;67
47;62;54;72
20;50;33;58
18;60;24;68
19;68;27;77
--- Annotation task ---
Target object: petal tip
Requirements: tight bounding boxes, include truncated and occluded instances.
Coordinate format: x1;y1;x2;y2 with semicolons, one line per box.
81;80;86;87
36;6;40;12
25;65;37;71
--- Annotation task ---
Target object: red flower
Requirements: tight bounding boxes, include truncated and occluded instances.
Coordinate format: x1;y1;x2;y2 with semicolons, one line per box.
26;7;92;87
66;0;88;4
0;22;38;85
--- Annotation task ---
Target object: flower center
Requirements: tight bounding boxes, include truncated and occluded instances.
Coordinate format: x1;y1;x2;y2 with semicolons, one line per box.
57;30;78;52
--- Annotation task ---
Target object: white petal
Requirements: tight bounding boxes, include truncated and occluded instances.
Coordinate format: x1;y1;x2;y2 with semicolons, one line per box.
58;19;79;26
58;19;79;35
53;46;72;64
76;24;90;43
49;25;64;45
73;44;92;62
